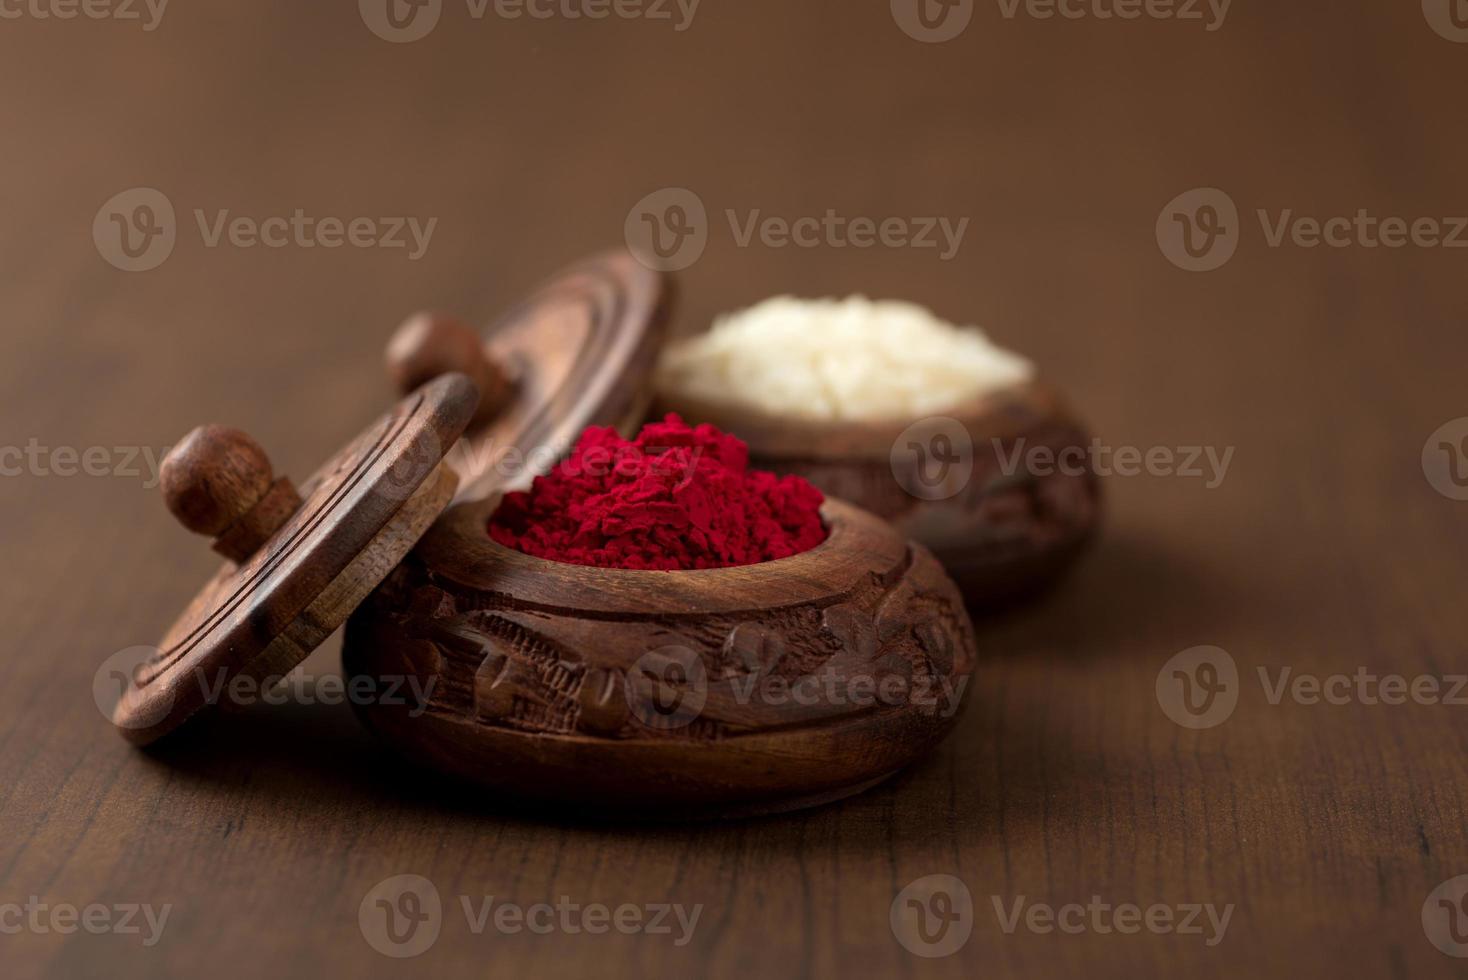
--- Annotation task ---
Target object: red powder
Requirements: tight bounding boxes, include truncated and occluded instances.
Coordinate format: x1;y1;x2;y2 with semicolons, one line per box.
488;415;827;570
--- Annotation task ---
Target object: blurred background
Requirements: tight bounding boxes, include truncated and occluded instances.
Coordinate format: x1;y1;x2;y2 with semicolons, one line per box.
2;2;1467;978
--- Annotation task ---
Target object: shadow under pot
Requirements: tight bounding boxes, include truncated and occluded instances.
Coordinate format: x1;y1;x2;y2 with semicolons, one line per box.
653;380;1102;611
343;496;977;819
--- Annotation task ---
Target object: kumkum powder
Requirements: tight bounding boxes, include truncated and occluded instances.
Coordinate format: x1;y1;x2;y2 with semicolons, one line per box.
488;415;827;570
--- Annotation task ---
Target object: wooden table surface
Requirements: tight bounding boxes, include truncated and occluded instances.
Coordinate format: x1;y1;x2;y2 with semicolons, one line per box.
2;2;1466;977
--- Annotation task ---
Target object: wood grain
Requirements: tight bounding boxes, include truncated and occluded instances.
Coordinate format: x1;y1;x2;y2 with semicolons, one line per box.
112;375;476;744
1;2;1466;978
344;497;975;818
385;312;513;429
430;248;672;502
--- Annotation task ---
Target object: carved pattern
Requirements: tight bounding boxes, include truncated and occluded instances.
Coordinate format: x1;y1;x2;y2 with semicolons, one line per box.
359;542;974;743
472;615;586;735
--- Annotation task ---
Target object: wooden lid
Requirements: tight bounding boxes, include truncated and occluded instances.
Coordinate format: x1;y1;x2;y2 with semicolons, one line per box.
113;373;479;744
383;249;671;502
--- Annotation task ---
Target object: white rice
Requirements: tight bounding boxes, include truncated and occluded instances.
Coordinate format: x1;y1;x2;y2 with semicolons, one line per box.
656;295;1035;421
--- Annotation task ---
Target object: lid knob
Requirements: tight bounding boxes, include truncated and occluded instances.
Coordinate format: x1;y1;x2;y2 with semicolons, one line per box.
385;312;510;429
160;425;304;564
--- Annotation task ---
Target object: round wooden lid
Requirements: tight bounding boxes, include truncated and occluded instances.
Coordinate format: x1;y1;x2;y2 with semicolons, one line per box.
384;248;671;502
112;373;479;744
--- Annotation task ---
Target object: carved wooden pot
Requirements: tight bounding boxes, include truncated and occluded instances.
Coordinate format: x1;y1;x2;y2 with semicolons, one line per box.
654;380;1101;609
343;496;977;818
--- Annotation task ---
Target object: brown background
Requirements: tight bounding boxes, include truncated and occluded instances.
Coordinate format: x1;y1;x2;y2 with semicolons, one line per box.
2;1;1466;977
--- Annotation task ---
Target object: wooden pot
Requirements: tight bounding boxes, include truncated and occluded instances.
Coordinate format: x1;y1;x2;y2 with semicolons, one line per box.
343;496;977;818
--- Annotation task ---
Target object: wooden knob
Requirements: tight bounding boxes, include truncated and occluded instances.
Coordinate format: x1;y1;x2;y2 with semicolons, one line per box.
161;425;303;564
386;312;509;428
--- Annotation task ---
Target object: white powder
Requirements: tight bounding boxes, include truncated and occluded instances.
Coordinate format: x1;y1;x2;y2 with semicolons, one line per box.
656;296;1035;421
